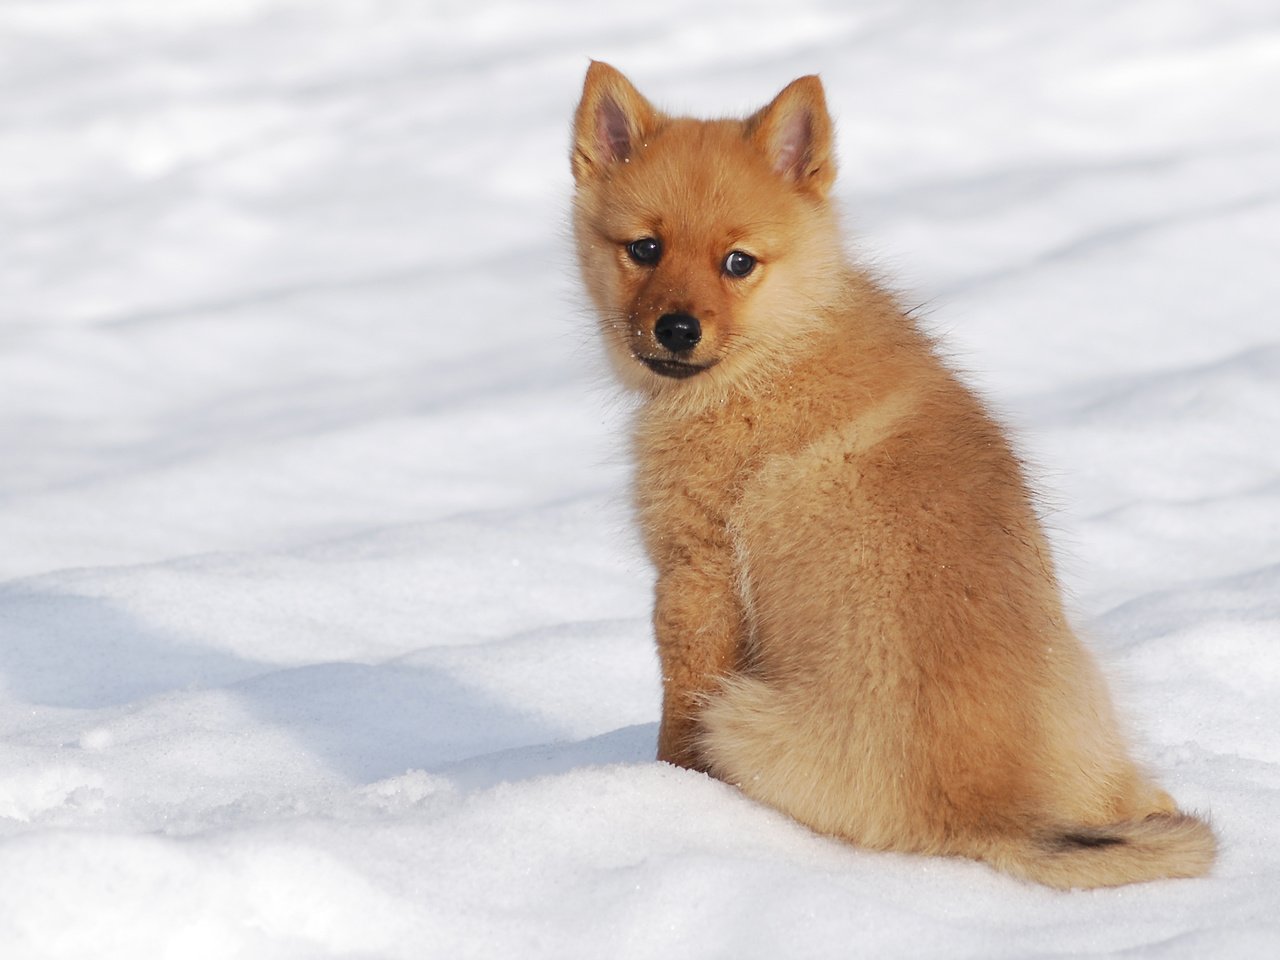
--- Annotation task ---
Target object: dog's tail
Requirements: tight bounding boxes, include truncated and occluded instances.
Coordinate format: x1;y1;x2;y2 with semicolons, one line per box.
983;813;1217;889
699;674;1216;889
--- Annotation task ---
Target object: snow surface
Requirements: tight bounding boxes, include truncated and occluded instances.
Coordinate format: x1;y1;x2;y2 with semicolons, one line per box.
2;0;1279;956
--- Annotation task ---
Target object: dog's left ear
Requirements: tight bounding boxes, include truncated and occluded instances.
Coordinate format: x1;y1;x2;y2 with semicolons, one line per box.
746;76;836;197
572;61;660;183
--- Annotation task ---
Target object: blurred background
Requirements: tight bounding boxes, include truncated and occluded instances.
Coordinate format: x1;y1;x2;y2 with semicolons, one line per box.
1;2;1279;955
3;0;1277;582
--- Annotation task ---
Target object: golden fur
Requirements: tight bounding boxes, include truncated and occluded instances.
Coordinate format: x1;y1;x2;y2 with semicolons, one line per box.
570;61;1216;889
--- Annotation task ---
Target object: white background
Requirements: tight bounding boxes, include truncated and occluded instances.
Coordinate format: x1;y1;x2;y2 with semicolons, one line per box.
1;1;1278;956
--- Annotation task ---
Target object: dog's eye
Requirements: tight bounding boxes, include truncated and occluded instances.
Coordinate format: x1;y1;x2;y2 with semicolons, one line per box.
723;250;756;278
626;238;662;266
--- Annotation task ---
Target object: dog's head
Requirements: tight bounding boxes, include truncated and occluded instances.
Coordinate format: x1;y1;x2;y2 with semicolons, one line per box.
571;62;845;400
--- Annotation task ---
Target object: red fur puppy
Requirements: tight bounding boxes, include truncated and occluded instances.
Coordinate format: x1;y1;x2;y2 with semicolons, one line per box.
570;61;1215;889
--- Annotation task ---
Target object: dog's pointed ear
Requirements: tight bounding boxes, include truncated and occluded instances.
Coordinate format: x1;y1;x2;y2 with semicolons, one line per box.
572;61;660;183
746;75;836;197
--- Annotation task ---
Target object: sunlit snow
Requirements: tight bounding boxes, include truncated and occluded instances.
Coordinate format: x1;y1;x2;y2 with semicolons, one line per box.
2;1;1278;956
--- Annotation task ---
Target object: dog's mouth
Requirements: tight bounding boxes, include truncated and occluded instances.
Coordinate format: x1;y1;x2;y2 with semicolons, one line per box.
639;357;716;379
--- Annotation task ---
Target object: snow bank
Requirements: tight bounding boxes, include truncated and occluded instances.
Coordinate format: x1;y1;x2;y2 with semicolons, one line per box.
2;0;1278;956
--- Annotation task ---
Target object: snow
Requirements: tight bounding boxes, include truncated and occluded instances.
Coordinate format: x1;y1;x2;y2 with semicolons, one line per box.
2;0;1278;955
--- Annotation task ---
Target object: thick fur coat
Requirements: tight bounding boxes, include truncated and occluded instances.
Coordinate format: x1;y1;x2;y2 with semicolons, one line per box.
570;61;1215;889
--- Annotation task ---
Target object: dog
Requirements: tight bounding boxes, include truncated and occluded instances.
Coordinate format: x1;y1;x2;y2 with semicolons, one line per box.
569;61;1215;889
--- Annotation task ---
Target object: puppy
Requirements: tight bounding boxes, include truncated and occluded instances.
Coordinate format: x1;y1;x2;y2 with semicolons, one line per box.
570;61;1215;888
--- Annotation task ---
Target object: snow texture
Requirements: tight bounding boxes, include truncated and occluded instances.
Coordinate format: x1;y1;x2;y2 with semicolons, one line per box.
2;0;1279;956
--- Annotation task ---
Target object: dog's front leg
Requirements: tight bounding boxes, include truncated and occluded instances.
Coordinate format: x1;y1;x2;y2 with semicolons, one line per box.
652;553;744;771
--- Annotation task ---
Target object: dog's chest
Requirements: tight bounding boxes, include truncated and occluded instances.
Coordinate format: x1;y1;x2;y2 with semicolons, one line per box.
632;397;801;546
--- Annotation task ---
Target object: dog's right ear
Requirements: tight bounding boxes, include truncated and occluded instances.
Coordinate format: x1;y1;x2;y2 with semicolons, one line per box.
572;62;659;183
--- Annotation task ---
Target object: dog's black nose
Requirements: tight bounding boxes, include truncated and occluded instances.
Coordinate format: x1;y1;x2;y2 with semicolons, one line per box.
654;313;701;353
